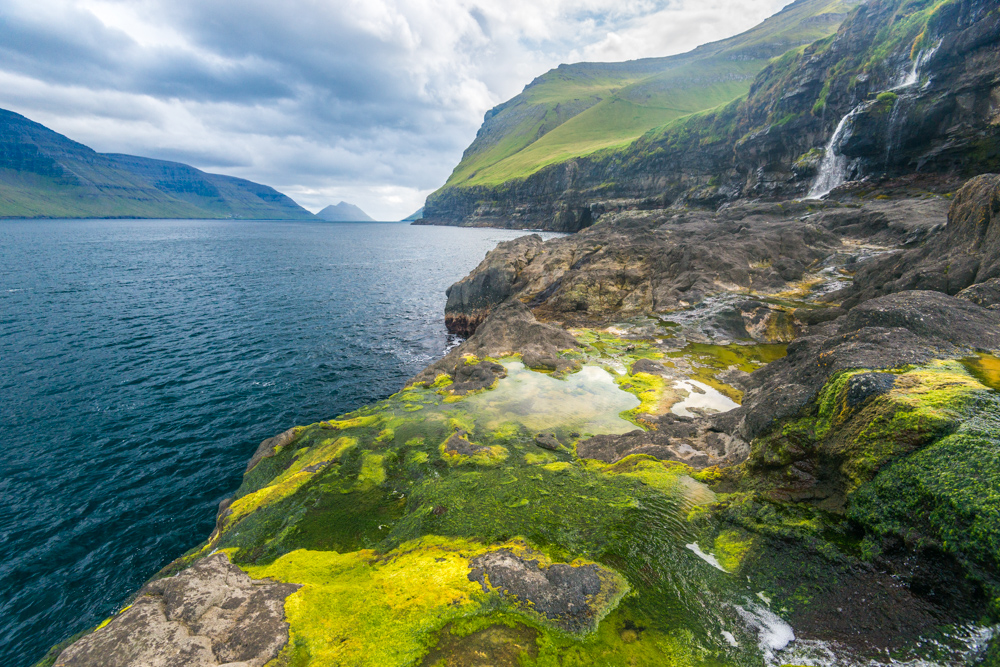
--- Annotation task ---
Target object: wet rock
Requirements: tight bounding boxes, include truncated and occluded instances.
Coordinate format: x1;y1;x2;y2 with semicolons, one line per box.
715;290;1000;448
246;427;299;473
794;306;846;326
410;300;579;387
737;302;801;343
468;548;625;634
450;360;508;395
55;554;297;667
845;372;897;407
442;430;489;457
534;433;561;451
630;358;669;375
576;413;723;467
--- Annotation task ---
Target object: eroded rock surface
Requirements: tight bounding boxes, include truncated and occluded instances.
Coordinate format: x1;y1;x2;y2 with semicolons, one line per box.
55;554;297;667
843;175;1000;307
715;290;1000;452
444;202;847;332
411;300;579;387
468;549;625;634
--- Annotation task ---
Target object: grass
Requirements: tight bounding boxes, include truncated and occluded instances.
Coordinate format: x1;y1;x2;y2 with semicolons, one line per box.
438;0;858;190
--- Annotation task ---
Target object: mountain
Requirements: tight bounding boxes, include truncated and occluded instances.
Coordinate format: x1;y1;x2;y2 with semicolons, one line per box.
427;0;861;217
402;207;424;221
425;0;1000;230
0;108;314;219
316;202;375;221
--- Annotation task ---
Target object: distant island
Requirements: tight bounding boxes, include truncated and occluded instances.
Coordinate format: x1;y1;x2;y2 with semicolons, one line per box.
0;108;314;220
316;202;375;222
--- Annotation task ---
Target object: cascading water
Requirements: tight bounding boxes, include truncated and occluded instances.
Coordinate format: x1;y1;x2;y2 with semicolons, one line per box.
807;109;858;199
809;41;941;199
893;40;942;89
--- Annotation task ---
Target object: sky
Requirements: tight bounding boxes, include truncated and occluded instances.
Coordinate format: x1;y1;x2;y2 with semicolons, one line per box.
0;0;793;220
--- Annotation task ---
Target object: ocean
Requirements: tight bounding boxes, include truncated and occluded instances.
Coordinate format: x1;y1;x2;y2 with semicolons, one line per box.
0;219;554;665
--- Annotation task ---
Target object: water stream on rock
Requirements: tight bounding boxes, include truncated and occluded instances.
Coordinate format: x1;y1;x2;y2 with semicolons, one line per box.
808;110;860;199
809;44;940;199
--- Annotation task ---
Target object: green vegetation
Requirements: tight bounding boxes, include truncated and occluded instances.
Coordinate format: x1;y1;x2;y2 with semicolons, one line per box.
0;109;314;219
433;0;860;192
714;357;1000;615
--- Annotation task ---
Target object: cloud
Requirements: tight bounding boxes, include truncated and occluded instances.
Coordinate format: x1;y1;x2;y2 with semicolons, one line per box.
0;0;790;220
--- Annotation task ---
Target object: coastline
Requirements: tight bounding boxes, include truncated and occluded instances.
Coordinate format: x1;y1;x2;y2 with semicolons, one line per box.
41;178;1000;666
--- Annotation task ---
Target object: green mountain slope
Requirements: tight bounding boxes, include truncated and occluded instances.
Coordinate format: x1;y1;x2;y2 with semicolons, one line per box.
0;108;314;219
443;0;861;189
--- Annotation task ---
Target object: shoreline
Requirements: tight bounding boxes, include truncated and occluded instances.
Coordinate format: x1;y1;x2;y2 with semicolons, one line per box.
40;179;1000;667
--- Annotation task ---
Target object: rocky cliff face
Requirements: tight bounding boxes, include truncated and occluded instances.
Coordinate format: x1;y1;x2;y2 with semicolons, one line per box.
424;0;1000;230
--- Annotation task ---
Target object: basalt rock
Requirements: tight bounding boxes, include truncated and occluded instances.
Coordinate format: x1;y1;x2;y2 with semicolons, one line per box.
956;276;1000;309
445;234;545;336
467;548;626;634
411;300;579;387
714;290;1000;453
54;554;298;667
845;175;1000;307
450;360;508;395
445;201;847;329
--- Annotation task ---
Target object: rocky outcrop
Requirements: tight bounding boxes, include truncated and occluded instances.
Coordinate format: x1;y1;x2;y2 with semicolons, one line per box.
54;554;298;667
411;299;580;387
443;198;948;336
715;290;1000;451
444;235;546;336
842;174;1000;306
467;548;626;634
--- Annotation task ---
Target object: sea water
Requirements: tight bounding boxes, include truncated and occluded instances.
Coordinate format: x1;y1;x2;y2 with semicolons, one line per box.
0;219;557;666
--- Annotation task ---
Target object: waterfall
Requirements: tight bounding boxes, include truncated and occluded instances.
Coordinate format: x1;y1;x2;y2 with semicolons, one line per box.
809;40;942;198
893;40;942;89
807;109;858;199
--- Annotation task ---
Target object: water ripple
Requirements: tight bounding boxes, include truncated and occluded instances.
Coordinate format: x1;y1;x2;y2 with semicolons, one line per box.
0;219;558;666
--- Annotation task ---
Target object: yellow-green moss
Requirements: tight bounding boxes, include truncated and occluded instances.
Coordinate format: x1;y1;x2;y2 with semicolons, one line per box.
431;374;453;389
713;530;753;572
356;452;386;490
439;433;509;467
525;452;558;465
616;371;668;424
243;537;636;667
225;436;358;529
322;415;382;430
244;538;489;667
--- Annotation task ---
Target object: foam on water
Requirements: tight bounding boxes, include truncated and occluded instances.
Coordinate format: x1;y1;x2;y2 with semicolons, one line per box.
685;542;729;572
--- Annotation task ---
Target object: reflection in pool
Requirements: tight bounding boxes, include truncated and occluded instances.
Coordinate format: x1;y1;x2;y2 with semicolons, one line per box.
670;379;741;417
461;361;640;436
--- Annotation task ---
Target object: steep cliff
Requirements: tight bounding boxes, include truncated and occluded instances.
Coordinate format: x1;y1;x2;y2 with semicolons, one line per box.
424;0;1000;230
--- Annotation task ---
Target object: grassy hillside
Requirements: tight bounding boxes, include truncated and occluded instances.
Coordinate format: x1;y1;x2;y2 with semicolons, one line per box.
0;109;314;220
441;0;860;189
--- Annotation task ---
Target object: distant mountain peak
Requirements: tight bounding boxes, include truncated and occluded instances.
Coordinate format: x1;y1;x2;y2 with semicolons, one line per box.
317;202;375;222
